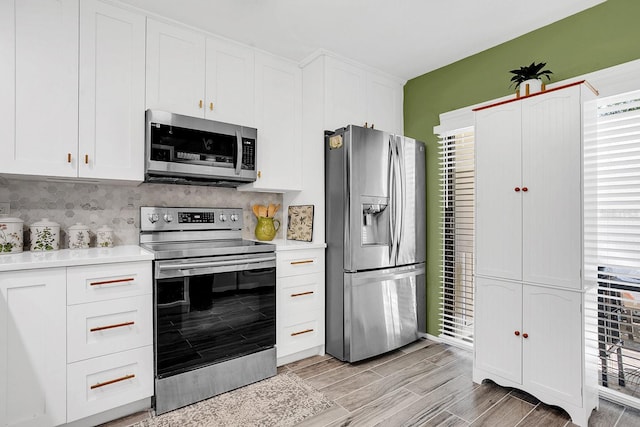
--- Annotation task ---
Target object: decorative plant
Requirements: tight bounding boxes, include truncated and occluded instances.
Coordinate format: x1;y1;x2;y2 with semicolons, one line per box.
509;62;553;89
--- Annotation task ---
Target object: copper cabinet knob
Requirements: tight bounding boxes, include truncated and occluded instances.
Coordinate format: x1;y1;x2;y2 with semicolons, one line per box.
523;333;529;338
514;331;520;336
522;187;528;192
515;187;521;192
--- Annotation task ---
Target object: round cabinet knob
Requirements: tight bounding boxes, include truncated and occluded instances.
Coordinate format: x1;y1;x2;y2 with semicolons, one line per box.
522;187;529;192
163;214;174;223
219;214;227;222
514;187;521;192
523;333;529;339
148;213;159;223
514;331;520;336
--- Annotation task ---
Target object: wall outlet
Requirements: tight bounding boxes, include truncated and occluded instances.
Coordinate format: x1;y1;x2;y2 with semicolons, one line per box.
0;202;10;216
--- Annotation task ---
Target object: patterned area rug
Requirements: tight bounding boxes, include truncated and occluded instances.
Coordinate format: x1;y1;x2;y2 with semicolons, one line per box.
131;372;333;427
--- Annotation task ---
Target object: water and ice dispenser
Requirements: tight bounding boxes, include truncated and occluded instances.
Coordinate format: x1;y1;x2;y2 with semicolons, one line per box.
361;197;389;246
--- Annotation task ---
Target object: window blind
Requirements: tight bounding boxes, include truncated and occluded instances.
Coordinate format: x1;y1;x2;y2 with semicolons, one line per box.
584;89;640;402
439;127;475;346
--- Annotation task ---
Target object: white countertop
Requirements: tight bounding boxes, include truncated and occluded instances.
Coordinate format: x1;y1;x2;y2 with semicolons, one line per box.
258;239;326;251
0;245;154;272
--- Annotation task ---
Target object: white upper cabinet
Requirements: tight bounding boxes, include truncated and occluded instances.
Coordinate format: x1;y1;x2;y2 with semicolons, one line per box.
146;19;205;118
205;37;255;126
146;19;255;126
324;56;403;134
240;52;302;192
0;0;79;178
79;0;146;181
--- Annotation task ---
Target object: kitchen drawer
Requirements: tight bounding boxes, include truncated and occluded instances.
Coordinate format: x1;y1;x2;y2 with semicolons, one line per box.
277;249;324;277
67;345;153;422
67;294;153;362
278;273;323;324
277;318;323;358
67;261;152;304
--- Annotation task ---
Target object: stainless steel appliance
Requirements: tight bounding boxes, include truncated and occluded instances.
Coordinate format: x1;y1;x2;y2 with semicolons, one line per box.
325;125;426;362
139;206;276;414
145;110;257;186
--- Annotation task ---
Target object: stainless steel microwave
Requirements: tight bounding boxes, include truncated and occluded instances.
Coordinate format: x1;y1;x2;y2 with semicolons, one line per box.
145;110;257;187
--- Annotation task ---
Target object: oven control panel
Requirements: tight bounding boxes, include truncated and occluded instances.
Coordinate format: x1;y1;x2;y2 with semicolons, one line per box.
140;207;243;231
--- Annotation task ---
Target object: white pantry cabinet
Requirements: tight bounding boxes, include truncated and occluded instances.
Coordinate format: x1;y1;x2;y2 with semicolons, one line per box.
0;268;67;427
239;52;302;192
79;0;146;181
473;82;598;427
276;247;325;365
0;0;79;178
146;18;255;126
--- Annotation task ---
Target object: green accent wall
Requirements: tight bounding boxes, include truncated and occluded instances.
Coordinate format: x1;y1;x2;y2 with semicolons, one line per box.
404;0;640;336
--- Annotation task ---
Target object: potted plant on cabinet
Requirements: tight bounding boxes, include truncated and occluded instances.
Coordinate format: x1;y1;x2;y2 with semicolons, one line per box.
509;61;553;97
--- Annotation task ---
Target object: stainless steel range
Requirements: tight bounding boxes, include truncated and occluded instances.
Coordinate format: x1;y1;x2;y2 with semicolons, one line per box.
139;206;276;414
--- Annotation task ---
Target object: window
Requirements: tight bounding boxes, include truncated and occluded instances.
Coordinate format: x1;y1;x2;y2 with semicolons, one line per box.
584;90;640;401
439;127;475;346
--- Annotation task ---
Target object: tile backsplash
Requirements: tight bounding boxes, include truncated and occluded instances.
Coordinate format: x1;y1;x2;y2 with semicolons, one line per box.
0;178;282;249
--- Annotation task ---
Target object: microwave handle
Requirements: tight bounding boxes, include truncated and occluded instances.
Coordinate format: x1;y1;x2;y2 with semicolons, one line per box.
235;130;242;175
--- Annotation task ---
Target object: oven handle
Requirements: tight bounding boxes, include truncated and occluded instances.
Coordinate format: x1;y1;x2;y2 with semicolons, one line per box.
157;255;275;277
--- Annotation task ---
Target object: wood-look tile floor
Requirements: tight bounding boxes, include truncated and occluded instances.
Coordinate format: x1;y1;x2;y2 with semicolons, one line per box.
281;338;640;427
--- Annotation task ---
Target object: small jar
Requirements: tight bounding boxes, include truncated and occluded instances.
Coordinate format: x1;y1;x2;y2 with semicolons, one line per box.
96;225;114;248
68;223;90;249
0;217;24;254
30;218;60;251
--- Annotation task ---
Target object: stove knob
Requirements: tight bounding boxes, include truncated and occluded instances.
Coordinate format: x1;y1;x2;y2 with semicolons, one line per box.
163;214;174;223
230;214;239;222
148;213;159;223
219;213;227;222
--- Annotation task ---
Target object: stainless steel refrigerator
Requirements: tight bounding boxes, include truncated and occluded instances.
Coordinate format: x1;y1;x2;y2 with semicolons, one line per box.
325;124;426;362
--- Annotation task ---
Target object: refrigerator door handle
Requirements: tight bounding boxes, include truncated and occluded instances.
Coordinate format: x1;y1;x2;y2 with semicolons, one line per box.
388;136;397;264
396;136;406;258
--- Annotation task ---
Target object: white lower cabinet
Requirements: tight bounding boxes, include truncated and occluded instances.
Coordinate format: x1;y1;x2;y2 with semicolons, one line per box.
66;262;153;423
473;277;590;425
0;269;67;427
276;247;325;365
67;346;153;422
0;259;153;427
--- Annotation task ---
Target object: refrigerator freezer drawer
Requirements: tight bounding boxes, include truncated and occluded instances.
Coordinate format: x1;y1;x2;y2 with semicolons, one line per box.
345;264;425;362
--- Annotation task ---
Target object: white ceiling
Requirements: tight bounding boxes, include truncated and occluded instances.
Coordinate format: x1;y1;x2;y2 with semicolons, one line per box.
118;0;606;81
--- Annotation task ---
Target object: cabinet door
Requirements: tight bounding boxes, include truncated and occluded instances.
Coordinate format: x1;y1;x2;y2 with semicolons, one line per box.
475;103;523;280
367;73;403;134
521;87;582;289
245;52;302;192
0;0;78;177
146;19;205;118
522;285;582;406
205;37;254;126
324;57;367;131
79;0;145;181
0;268;66;427
474;277;522;384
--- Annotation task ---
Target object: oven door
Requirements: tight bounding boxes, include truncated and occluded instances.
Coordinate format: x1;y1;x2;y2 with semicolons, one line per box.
153;253;276;379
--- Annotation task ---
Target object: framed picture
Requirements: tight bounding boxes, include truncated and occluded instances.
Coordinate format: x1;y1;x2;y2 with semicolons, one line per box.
286;205;314;242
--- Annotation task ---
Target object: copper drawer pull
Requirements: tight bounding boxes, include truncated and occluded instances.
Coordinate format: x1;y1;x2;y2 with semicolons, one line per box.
291;291;314;297
84;154;89;164
291;328;314;337
90;321;135;333
90;277;135;286
290;260;313;265
90;374;135;390
67;153;72;163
